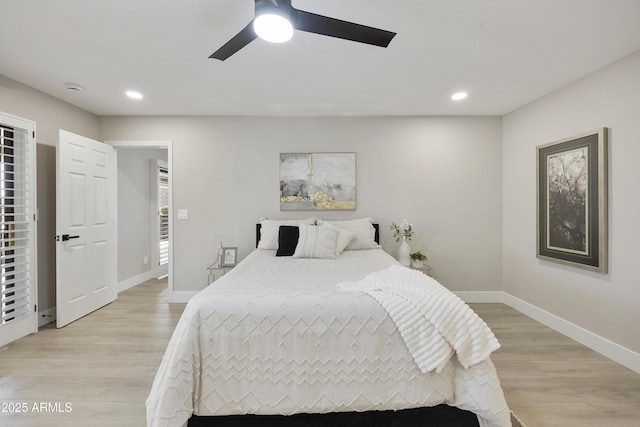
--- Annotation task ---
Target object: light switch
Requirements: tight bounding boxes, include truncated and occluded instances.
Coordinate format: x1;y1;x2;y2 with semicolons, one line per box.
178;209;189;220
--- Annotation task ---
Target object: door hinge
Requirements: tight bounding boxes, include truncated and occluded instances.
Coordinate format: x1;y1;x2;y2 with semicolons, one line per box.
34;304;37;312
33;131;36;138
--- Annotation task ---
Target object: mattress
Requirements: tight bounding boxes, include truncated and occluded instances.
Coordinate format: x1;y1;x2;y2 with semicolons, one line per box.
146;249;510;427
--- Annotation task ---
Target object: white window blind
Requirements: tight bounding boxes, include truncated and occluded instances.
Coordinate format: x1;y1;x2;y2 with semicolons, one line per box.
158;164;169;266
0;124;34;328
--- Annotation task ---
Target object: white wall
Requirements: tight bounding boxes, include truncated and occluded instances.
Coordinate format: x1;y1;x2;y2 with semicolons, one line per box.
99;116;503;295
503;50;640;356
117;148;168;284
0;74;99;145
4;62;636;369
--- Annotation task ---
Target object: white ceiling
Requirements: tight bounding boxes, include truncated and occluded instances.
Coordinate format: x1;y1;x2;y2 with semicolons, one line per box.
1;0;640;117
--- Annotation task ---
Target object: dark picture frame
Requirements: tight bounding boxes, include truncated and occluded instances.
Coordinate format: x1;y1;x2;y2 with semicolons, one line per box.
220;247;238;267
536;128;608;273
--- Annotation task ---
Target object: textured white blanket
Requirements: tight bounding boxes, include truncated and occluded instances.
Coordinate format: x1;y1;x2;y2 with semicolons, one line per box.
338;265;501;374
147;250;511;427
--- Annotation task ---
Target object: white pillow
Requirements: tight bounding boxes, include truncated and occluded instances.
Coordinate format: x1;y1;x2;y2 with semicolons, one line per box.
293;224;337;259
258;218;316;250
320;222;355;256
316;218;379;250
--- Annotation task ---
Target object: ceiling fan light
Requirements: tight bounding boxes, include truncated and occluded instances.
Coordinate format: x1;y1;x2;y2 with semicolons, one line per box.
253;13;293;43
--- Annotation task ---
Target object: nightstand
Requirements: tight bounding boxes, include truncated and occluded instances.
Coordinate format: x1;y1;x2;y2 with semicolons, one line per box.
206;263;232;285
412;265;432;277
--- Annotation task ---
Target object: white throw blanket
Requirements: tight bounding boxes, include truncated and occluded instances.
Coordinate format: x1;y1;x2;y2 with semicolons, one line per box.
338;265;501;374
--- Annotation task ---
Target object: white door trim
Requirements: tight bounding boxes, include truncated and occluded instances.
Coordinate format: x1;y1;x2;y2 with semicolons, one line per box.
107;140;174;299
0;111;37;347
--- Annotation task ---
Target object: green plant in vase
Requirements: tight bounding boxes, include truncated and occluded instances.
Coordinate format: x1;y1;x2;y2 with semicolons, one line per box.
390;219;413;266
410;250;428;268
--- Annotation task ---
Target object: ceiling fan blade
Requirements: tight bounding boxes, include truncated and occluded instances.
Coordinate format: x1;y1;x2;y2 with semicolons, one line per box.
293;10;395;48
209;22;258;61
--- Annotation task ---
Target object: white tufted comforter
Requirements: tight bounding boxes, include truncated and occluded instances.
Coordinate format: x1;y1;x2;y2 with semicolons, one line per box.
146;249;511;427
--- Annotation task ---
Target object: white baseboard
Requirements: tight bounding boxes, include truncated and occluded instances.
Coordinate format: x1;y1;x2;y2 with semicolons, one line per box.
455;291;504;303
36;272;156;328
456;291;640;374
117;270;155;294
503;292;640;375
38;306;56;327
169;291;198;303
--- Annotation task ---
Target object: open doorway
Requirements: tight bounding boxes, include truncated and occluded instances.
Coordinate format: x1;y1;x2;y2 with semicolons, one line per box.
109;141;173;297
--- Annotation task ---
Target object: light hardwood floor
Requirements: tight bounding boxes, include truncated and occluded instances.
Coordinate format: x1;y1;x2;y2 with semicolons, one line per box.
473;304;640;427
1;279;639;426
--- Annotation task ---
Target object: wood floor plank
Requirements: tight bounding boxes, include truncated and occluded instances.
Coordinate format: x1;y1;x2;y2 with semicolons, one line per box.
471;303;640;426
1;280;639;426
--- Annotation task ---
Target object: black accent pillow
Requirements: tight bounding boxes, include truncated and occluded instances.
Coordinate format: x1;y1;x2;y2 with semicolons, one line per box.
276;226;299;256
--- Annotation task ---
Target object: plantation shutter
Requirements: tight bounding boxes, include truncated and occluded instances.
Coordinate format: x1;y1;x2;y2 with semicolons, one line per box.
158;164;169;266
0;113;37;348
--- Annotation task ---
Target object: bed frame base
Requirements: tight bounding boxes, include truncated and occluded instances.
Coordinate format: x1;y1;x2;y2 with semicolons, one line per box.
187;405;480;427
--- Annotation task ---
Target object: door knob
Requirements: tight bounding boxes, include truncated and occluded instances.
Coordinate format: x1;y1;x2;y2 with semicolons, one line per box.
56;234;80;241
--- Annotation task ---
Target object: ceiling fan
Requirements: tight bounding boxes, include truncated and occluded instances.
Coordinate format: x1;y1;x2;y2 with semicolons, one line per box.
209;0;396;61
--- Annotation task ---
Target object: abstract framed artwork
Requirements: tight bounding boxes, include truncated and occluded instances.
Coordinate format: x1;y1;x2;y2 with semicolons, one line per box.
280;152;356;210
536;128;608;273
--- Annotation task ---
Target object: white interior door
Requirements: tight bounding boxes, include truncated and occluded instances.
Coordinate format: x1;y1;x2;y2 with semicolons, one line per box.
56;130;117;328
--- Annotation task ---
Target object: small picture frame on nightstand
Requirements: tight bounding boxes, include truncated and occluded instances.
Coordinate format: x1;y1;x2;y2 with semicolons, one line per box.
220;247;238;267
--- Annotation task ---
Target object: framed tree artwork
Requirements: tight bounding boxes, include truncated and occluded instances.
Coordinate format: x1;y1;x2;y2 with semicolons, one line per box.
536;128;608;273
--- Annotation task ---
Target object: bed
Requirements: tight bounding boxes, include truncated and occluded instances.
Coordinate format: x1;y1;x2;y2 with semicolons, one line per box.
147;219;511;427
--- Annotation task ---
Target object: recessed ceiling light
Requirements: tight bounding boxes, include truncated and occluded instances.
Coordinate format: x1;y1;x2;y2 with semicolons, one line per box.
126;90;143;100
451;91;468;101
